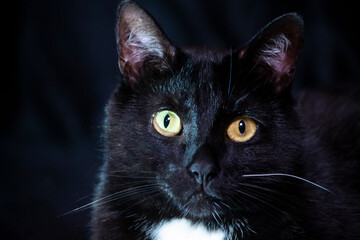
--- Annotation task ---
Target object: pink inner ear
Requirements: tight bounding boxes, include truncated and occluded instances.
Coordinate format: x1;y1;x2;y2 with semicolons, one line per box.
119;21;149;68
259;34;294;75
257;33;298;91
269;51;295;77
116;4;169;81
120;42;143;80
115;2;176;84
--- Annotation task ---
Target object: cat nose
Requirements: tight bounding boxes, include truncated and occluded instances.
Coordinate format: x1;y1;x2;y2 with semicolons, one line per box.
189;162;217;186
188;145;218;186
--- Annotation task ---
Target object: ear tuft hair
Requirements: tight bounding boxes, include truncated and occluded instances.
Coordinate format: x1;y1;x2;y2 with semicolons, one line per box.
242;13;304;93
259;33;291;72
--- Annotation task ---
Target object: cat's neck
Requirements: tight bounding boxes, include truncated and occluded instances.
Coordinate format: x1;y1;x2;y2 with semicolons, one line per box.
149;218;226;240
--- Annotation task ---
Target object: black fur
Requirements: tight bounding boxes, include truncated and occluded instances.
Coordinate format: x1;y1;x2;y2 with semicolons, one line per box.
91;1;360;239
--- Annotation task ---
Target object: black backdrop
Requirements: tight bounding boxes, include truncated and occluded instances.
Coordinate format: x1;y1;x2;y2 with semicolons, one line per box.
3;0;360;239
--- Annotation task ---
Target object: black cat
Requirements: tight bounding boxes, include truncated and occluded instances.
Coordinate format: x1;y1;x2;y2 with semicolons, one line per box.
90;1;360;239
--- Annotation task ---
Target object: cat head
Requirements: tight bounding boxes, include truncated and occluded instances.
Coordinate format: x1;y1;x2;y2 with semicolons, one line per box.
104;0;304;230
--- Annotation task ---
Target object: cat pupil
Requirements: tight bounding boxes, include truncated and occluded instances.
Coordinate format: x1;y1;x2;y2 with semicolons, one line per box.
239;120;246;134
164;114;171;128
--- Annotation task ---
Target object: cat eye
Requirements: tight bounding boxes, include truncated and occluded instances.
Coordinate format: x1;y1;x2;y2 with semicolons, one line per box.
153;110;182;136
227;117;257;142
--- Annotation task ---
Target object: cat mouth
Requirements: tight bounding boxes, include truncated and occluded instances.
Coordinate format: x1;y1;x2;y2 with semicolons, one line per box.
184;191;218;218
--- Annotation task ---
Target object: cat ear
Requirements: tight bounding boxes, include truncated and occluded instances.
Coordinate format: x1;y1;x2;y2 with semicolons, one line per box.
241;13;304;93
116;1;175;84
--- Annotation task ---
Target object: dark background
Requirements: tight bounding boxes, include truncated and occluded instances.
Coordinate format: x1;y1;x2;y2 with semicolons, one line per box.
3;0;360;239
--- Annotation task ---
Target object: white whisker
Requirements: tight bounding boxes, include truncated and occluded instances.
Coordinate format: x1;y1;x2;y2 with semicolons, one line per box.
58;184;160;217
242;173;333;194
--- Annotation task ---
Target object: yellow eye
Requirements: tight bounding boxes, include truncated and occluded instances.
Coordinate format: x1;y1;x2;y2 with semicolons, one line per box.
227;117;257;142
153;110;182;136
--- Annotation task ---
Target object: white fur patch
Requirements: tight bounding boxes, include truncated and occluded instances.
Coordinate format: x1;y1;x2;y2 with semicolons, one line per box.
150;218;225;240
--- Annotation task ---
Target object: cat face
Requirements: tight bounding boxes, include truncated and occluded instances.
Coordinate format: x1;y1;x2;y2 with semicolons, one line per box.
104;0;304;228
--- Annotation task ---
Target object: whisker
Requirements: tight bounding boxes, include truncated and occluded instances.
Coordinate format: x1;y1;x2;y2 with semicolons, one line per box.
108;175;158;179
211;202;225;231
214;209;224;229
180;201;191;218
242;173;333;194
75;193;93;203
105;184;159;200
238;182;296;200
229;59;260;100
109;170;157;174
80;188;159;213
213;201;224;227
224;195;249;212
107;180;161;191
238;183;303;210
234;189;287;215
234;219;244;240
241;59;261;84
218;200;231;210
112;188;160;206
122;192;163;212
58;184;160;217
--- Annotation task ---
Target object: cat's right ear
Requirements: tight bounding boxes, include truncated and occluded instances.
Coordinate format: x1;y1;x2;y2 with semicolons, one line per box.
116;0;175;85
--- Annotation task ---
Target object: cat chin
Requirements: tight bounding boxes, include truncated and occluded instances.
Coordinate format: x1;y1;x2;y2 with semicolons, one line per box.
149;218;226;240
167;185;224;220
182;192;218;218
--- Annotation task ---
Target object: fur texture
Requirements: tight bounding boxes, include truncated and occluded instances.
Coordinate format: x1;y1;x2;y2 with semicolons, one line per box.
90;1;360;239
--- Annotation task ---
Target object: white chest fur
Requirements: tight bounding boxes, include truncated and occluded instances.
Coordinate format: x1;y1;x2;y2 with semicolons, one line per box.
150;218;225;240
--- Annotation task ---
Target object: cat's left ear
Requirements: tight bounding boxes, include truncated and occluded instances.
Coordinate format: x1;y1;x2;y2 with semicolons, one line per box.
116;1;176;85
240;13;304;93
